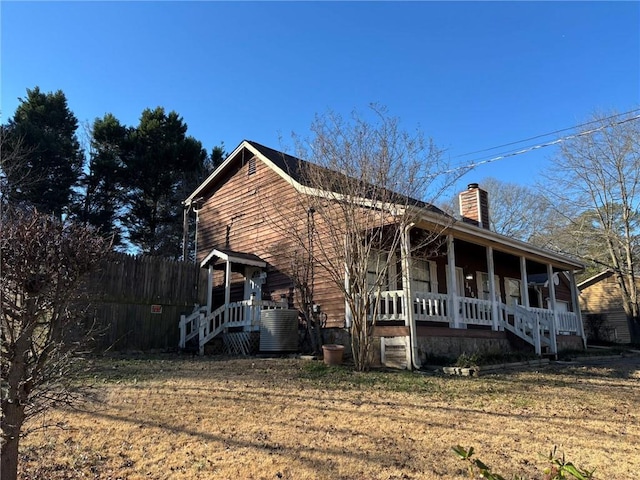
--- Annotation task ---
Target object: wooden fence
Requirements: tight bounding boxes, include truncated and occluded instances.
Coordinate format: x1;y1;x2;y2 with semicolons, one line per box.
84;253;208;352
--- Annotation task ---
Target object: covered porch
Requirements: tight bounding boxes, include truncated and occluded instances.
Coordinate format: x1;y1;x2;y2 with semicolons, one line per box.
178;248;288;355
367;225;586;363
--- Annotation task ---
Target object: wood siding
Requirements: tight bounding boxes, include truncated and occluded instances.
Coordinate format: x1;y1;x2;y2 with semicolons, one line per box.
579;274;633;343
196;151;346;327
195;145;579;332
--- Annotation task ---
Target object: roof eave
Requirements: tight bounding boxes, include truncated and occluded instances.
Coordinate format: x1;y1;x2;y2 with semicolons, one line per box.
416;209;585;271
184;140;265;204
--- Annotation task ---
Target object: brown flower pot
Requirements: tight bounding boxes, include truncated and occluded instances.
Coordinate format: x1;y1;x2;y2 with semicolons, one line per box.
322;344;345;366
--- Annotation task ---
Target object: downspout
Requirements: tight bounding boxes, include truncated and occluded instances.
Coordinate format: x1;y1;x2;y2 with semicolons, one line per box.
402;223;421;370
182;200;192;262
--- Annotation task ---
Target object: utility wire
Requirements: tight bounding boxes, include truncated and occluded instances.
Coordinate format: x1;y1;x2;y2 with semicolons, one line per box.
451;108;640;160
440;113;640;177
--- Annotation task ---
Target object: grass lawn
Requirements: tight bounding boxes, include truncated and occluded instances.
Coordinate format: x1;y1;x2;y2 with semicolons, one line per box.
18;354;640;479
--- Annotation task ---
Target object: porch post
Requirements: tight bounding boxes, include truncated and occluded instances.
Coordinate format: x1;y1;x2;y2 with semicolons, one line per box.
486;246;500;331
224;260;231;324
520;257;530;308
568;270;587;348
206;265;213;315
446;235;460;328
546;263;558;354
401;224;417;369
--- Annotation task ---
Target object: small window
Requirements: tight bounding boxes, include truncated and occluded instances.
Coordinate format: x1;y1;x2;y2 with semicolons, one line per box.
248;157;256;176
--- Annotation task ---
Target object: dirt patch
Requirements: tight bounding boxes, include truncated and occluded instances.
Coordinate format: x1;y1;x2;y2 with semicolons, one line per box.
18;355;640;479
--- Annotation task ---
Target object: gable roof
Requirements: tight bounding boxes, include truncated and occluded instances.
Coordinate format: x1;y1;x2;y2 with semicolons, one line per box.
577;270;615;290
186;140;585;272
186;139;444;214
200;248;266;269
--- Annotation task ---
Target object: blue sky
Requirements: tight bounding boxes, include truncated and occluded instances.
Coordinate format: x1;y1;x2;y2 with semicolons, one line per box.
2;1;639;190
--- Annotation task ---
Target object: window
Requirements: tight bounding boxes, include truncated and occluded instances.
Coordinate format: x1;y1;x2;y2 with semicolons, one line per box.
477;272;501;301
411;258;437;293
367;250;390;291
504;278;521;307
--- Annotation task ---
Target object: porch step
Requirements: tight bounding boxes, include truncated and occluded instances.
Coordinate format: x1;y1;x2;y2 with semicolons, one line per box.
505;329;535;353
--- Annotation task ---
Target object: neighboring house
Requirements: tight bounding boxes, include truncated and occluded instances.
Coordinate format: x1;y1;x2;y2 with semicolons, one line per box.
578;270;638;344
179;140;586;368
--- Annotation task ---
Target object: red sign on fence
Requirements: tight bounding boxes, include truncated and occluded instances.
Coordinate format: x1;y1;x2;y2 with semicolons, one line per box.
151;304;162;314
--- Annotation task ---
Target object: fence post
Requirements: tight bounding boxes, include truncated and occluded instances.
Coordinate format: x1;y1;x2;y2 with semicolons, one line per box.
179;314;186;349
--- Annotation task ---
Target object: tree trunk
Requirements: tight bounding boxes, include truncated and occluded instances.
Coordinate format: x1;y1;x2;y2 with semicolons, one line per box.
1;401;25;480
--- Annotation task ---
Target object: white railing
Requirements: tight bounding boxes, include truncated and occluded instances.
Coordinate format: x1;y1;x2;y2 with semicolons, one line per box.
526;306;555;330
369;289;579;355
556;311;579;334
369;290;404;321
459;297;494;326
179;306;206;349
413;291;448;322
179;299;287;355
502;305;555;355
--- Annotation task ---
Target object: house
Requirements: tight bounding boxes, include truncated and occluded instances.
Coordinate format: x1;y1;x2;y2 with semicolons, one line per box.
179;140;586;368
578;270;639;344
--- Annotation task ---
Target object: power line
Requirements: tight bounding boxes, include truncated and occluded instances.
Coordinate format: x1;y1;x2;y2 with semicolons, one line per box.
441;113;640;177
451;108;640;160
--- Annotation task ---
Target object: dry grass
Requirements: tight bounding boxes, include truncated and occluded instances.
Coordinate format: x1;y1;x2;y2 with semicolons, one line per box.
18;354;640;480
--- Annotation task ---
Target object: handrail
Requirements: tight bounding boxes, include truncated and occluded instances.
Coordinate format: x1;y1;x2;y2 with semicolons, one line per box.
179;306;206;349
184;299;288;355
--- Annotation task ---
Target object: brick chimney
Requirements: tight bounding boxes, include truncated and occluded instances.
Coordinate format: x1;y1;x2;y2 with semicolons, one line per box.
459;183;490;230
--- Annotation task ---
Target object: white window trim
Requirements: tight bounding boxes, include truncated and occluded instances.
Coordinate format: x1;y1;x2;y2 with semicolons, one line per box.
476;272;501;301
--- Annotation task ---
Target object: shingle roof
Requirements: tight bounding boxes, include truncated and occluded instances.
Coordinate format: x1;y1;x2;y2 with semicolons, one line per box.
246;140;447;216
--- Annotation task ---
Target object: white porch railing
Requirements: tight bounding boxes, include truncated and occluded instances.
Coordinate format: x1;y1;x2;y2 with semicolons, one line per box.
369;290;580;355
458;297;494;327
370;290;405;321
178;299;286;355
556;311;580;334
414;291;449;322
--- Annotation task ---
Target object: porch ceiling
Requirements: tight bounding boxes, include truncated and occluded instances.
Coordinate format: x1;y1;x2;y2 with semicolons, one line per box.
200;248;267;270
413;216;584;272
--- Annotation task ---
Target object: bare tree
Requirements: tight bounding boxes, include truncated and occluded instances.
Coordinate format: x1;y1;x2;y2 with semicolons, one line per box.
543;111;640;342
268;106;460;371
1;207;110;480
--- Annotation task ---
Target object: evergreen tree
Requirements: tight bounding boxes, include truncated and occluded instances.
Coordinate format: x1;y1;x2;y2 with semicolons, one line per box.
78;114;130;247
2;87;83;218
210;143;227;171
122;107;208;258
